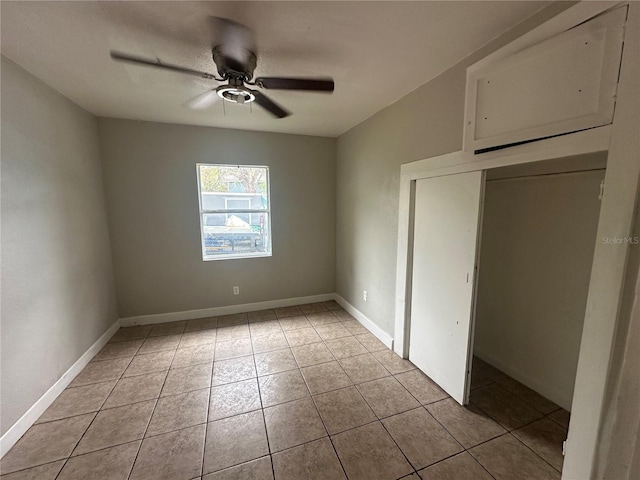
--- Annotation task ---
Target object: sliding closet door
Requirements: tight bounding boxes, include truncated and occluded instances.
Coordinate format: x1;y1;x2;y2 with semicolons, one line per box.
409;171;485;405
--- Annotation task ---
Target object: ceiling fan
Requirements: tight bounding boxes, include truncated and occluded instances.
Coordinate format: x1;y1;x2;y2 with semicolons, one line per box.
110;17;334;119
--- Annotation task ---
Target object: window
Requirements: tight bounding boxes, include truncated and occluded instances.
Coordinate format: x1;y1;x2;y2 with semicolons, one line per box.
196;164;271;260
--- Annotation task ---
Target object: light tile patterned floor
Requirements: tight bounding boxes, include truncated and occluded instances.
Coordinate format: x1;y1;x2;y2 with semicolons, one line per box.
0;301;568;480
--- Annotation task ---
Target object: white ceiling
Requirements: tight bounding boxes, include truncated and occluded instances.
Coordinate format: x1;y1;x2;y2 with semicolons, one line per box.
1;1;548;137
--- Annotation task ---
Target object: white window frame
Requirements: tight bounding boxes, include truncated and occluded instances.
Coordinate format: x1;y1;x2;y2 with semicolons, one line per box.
196;164;272;261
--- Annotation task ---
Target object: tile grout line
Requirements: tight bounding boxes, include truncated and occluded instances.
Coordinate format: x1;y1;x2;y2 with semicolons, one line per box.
87;337;145;364
474;380;561;420
456;379;501;480
420;449;498;480
414;393;499;479
123;326;182;480
199;344;215;479
469;391;567;472
465;373;569;474
380;364;478;475
411;403;493;479
379;420;421;478
506;430;564;474
325;343;551;479
252;392;393;438
13;305;561;480
276;306;353;478
348;376;420;479
292;306;401;480
397;404;466;472
246;316;276;480
437;403;549;478
305;376;351;480
3;308;345;478
51;356;215;411
334;350;390;381
49;329;151;480
151;310;557;478
418;404;478;479
22;313;334;470
0;459;63;478
40;417;217;464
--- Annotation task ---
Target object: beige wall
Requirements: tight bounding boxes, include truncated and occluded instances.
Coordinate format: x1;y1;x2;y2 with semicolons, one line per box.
0;57;118;435
474;167;605;410
98;119;336;318
336;2;638;475
335;2;573;336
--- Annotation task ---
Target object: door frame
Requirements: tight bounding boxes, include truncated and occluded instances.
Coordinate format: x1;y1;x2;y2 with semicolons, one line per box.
393;2;638;479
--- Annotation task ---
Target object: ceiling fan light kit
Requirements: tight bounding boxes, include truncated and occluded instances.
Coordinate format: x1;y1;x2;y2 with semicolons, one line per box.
111;16;335;119
216;80;256;105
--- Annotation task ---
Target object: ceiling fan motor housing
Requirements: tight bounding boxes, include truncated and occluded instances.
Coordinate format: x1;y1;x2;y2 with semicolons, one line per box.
212;46;256;82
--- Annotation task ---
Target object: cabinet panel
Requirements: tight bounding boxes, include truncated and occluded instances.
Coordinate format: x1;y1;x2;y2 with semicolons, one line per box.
464;6;626;153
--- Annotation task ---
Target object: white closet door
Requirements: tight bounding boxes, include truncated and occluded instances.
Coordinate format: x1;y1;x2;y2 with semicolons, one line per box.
410;171;484;405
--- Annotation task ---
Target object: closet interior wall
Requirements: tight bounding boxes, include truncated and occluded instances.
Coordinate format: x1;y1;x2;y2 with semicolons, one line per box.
473;152;607;410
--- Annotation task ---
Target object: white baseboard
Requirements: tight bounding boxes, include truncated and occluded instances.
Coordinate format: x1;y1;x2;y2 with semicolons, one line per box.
474;349;573;411
1;292;392;460
334;294;394;350
120;293;395;351
120;293;335;327
0;319;120;458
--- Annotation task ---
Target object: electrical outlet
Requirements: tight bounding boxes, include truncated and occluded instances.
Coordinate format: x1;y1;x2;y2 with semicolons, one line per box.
233;286;240;295
363;290;367;301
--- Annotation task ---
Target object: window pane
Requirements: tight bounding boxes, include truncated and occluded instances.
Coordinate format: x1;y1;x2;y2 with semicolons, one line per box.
199;166;268;194
224;198;252;223
198;164;271;260
202;213;270;257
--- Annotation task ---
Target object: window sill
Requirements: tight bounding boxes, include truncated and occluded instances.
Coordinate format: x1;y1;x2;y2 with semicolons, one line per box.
202;252;272;262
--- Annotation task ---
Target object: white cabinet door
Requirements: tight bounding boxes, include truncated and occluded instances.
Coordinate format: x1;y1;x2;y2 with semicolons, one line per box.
464;5;627;153
409;171;485;404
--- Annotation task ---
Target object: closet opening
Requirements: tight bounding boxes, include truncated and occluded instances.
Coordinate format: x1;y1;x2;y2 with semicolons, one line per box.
469;152;607;471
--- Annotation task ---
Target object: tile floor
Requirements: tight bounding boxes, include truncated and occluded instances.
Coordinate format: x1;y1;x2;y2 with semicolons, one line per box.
1;301;569;480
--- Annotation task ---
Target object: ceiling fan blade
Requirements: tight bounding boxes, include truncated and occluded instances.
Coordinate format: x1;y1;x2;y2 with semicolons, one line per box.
185;89;220;110
110;51;219;80
209;17;256;66
255;77;335;92
251;90;290;118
